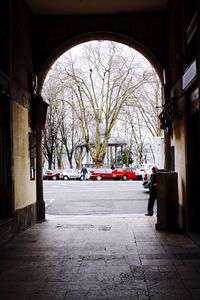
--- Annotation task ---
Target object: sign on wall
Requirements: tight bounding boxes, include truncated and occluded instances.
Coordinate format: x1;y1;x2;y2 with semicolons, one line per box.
182;60;197;90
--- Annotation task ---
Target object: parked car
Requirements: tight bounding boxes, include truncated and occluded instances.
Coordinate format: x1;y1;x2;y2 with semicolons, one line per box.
46;169;61;180
90;167;136;181
142;168;152;189
43;168;48;180
136;163;155;180
60;168;81;180
112;167;137;180
135;168;144;180
90;168;113;180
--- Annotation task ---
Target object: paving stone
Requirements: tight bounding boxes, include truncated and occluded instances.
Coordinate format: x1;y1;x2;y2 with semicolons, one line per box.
0;214;200;299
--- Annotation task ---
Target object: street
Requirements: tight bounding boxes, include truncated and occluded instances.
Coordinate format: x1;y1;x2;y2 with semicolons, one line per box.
44;180;154;215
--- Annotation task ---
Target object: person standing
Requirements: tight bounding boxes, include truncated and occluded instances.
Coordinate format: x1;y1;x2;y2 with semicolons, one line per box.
81;166;88;181
145;166;158;216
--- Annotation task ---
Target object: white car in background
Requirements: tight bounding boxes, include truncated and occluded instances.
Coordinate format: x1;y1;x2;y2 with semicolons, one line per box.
136;163;155;180
142;167;153;189
60;168;81;180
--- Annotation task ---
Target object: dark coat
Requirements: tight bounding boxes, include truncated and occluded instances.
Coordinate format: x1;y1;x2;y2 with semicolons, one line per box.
81;167;88;174
150;173;157;197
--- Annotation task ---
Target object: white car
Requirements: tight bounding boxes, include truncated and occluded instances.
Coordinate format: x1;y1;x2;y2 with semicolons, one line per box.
60;168;81;180
142;168;152;189
136;163;155;180
135;168;144;180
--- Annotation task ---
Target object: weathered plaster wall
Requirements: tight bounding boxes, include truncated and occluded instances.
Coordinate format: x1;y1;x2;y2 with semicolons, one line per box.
171;97;187;228
12;101;36;210
10;0;36;212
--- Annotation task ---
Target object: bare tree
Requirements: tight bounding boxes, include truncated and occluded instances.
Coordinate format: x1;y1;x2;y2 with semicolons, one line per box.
57;95;83;168
50;41;150;167
118;66;163;165
134;67;162;137
42;79;60;169
42;42;162;168
42;99;59;169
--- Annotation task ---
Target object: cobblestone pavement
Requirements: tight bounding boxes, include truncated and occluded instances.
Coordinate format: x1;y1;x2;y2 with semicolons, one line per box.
0;214;200;300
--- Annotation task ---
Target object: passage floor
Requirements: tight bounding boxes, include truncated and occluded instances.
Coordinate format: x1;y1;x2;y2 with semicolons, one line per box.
0;214;200;299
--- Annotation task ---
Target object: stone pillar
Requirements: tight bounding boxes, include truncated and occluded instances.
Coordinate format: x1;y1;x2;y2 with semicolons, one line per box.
107;146;109;166
33;95;48;222
36;128;45;222
86;147;89;165
110;146;113;164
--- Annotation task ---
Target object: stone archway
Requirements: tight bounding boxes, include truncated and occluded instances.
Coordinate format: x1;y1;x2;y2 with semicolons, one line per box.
36;33;165;220
37;31;164;93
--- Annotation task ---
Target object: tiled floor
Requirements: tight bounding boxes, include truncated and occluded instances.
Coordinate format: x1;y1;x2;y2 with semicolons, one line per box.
0;214;200;299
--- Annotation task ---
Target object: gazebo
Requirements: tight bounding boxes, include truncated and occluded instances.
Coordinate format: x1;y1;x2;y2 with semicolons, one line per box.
77;135;127;167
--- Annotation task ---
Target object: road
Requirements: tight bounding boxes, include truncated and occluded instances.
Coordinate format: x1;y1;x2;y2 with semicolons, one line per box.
43;180;153;215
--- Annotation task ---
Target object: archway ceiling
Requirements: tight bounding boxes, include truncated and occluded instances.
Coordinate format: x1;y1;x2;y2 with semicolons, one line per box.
26;0;168;16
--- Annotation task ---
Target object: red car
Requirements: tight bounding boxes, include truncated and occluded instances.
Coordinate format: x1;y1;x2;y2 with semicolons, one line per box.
90;167;136;181
90;168;113;180
46;169;61;180
112;167;137;180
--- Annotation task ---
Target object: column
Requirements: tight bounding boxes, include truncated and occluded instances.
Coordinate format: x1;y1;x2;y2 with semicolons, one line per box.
36;128;45;222
34;95;48;222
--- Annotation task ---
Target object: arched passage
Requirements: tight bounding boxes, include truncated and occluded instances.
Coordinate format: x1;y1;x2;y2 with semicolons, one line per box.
41;38;163;163
36;33;165;220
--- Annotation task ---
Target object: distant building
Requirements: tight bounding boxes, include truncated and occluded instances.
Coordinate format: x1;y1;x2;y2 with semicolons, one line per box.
153;136;164;169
